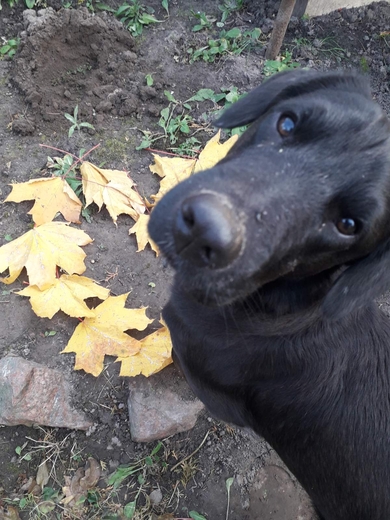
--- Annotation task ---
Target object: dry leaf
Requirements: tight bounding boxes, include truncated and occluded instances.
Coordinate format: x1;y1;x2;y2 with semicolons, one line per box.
118;324;172;377
62;458;101;510
149;132;238;206
17;274;110;319
194;130;238;173
0;505;21;520
62;293;152;376
149;155;196;204
36;461;50;488
0;222;93;288
129;214;159;255
4;177;82;225
81;162;146;224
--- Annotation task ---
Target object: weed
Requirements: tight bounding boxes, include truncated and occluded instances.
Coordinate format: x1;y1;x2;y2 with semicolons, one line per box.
47;151;83;196
263;50;300;76
145;73;154;86
64;105;95;138
0;0;18;8
360;56;370;73
108;442;163;490
190;511;207;520
205;85;248;136
219;0;244;24
138;86;247;150
291;36;345;61
188;27;261;62
161;0;168;14
171;136;201;157
138;90;195;149
192;10;216;32
313;36;345;60
0;37;20;59
225;477;234;520
15;442;32;462
114;0;161;36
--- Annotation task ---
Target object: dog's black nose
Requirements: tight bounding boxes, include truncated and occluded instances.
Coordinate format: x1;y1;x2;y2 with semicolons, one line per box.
174;192;242;268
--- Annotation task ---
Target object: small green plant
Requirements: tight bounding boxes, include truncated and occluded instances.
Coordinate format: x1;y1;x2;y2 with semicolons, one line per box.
188;27;261;63
171;136;201;157
64;105;95;138
145;73;154;86
138;86;248;150
0;0;18;9
219;0;244;24
114;0;161;36
161;0;168;14
192;10;216;32
189;511;207;520
47;149;94;221
15;442;32;461
225;477;234;520
360;56;370;74
263;50;300;76
108;442;162;490
0;37;20;59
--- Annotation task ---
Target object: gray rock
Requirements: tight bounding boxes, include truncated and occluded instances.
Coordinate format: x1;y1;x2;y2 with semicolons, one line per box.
128;365;204;442
0;356;92;430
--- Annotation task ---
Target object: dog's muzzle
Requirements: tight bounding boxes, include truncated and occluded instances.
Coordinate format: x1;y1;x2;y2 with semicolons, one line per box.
173;192;243;269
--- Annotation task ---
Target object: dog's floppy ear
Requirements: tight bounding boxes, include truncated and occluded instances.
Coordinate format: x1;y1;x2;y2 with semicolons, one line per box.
214;69;371;129
323;238;390;320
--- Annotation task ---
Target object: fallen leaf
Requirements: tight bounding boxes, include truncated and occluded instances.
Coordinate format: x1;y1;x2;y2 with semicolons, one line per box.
0;222;93;288
149;132;238;205
17;274;110;319
81;162;146;224
149;155;196;204
4;177;82;225
62;293;152;376
0;505;21;520
129;214;159;255
36;461;50;488
118;324;172;377
194;130;238;173
62;458;101;510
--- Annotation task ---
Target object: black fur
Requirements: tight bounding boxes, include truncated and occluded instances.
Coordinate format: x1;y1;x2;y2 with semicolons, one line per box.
148;70;390;520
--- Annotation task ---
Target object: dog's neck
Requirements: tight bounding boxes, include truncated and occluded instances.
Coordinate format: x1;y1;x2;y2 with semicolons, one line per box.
233;267;348;336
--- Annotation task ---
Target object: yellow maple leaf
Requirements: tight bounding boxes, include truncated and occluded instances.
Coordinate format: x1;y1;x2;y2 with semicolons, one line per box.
61;293;153;376
129;214;159;256
149;155;196;204
81;162;146;224
17;274;110;319
118;324;173;377
4;177;82;226
148;132;238;205
0;222;92;288
194;130;238;173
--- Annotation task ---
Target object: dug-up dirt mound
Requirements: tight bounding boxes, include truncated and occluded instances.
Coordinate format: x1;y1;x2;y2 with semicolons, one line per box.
11;7;168;132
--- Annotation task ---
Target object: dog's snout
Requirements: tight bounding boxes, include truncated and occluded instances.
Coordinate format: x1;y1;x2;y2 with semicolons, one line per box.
173;193;242;269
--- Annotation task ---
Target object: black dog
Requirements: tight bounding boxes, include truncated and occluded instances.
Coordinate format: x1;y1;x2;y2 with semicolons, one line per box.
148;70;390;520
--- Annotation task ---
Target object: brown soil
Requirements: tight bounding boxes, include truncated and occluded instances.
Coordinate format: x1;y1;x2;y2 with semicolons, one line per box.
1;1;390;519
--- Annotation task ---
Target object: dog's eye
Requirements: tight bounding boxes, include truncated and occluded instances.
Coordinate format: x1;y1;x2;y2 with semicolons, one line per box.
336;218;357;236
277;115;296;137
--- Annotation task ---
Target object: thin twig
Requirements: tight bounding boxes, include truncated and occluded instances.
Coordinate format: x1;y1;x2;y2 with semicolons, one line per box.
170;429;211;472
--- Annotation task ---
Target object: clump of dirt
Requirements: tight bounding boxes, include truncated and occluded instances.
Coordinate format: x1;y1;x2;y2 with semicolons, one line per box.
11;7;168;131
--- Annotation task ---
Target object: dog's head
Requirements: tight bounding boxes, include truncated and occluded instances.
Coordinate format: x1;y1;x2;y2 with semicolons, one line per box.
148;70;390;318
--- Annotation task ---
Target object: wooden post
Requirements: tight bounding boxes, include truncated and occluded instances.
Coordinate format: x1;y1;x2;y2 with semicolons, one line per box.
265;0;297;60
293;0;309;17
